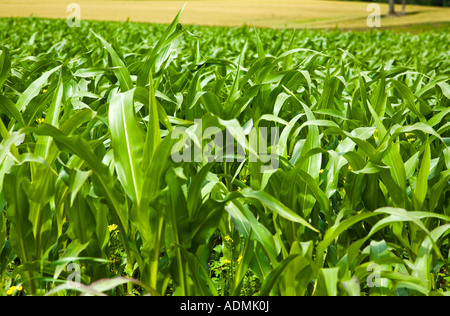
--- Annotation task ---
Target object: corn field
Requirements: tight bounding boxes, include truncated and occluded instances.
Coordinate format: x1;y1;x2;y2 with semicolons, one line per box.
0;10;449;296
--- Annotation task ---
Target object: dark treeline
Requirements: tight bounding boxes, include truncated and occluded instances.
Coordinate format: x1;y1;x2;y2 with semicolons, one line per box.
343;0;448;6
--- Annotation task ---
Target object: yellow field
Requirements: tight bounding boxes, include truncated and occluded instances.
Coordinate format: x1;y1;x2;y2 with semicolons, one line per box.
0;0;449;29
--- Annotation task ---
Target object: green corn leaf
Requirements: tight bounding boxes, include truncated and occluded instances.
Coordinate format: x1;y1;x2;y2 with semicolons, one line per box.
226;199;278;265
0;46;10;89
137;5;186;87
314;267;340;296
92;31;133;92
225;202;252;239
232;230;255;296
66;194;96;245
390;79;423;119
142;71;161;167
413;139;431;210
15;65;61;112
109;89;144;204
382;141;407;207
367;207;444;260
316;211;378;265
22;124;129;236
254;28;265;59
240;188;318;233
3;165;35;264
187;163;214;217
225;41;247;113
260;254;301;295
69;169;92;207
0;94;25;127
178;245;219;296
437;82;450;100
0;211;6;257
35;72;64;160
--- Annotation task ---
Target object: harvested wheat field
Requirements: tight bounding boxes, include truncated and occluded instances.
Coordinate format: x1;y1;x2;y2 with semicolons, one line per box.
1;0;450;301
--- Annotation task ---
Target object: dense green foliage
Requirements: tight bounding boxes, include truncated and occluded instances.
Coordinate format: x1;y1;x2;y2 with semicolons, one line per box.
0;14;449;296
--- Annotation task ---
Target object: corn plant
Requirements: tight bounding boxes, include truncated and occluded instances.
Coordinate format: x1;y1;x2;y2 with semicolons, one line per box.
0;12;449;296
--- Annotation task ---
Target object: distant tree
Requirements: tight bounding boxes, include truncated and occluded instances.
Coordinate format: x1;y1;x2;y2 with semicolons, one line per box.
401;0;407;14
389;0;396;15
